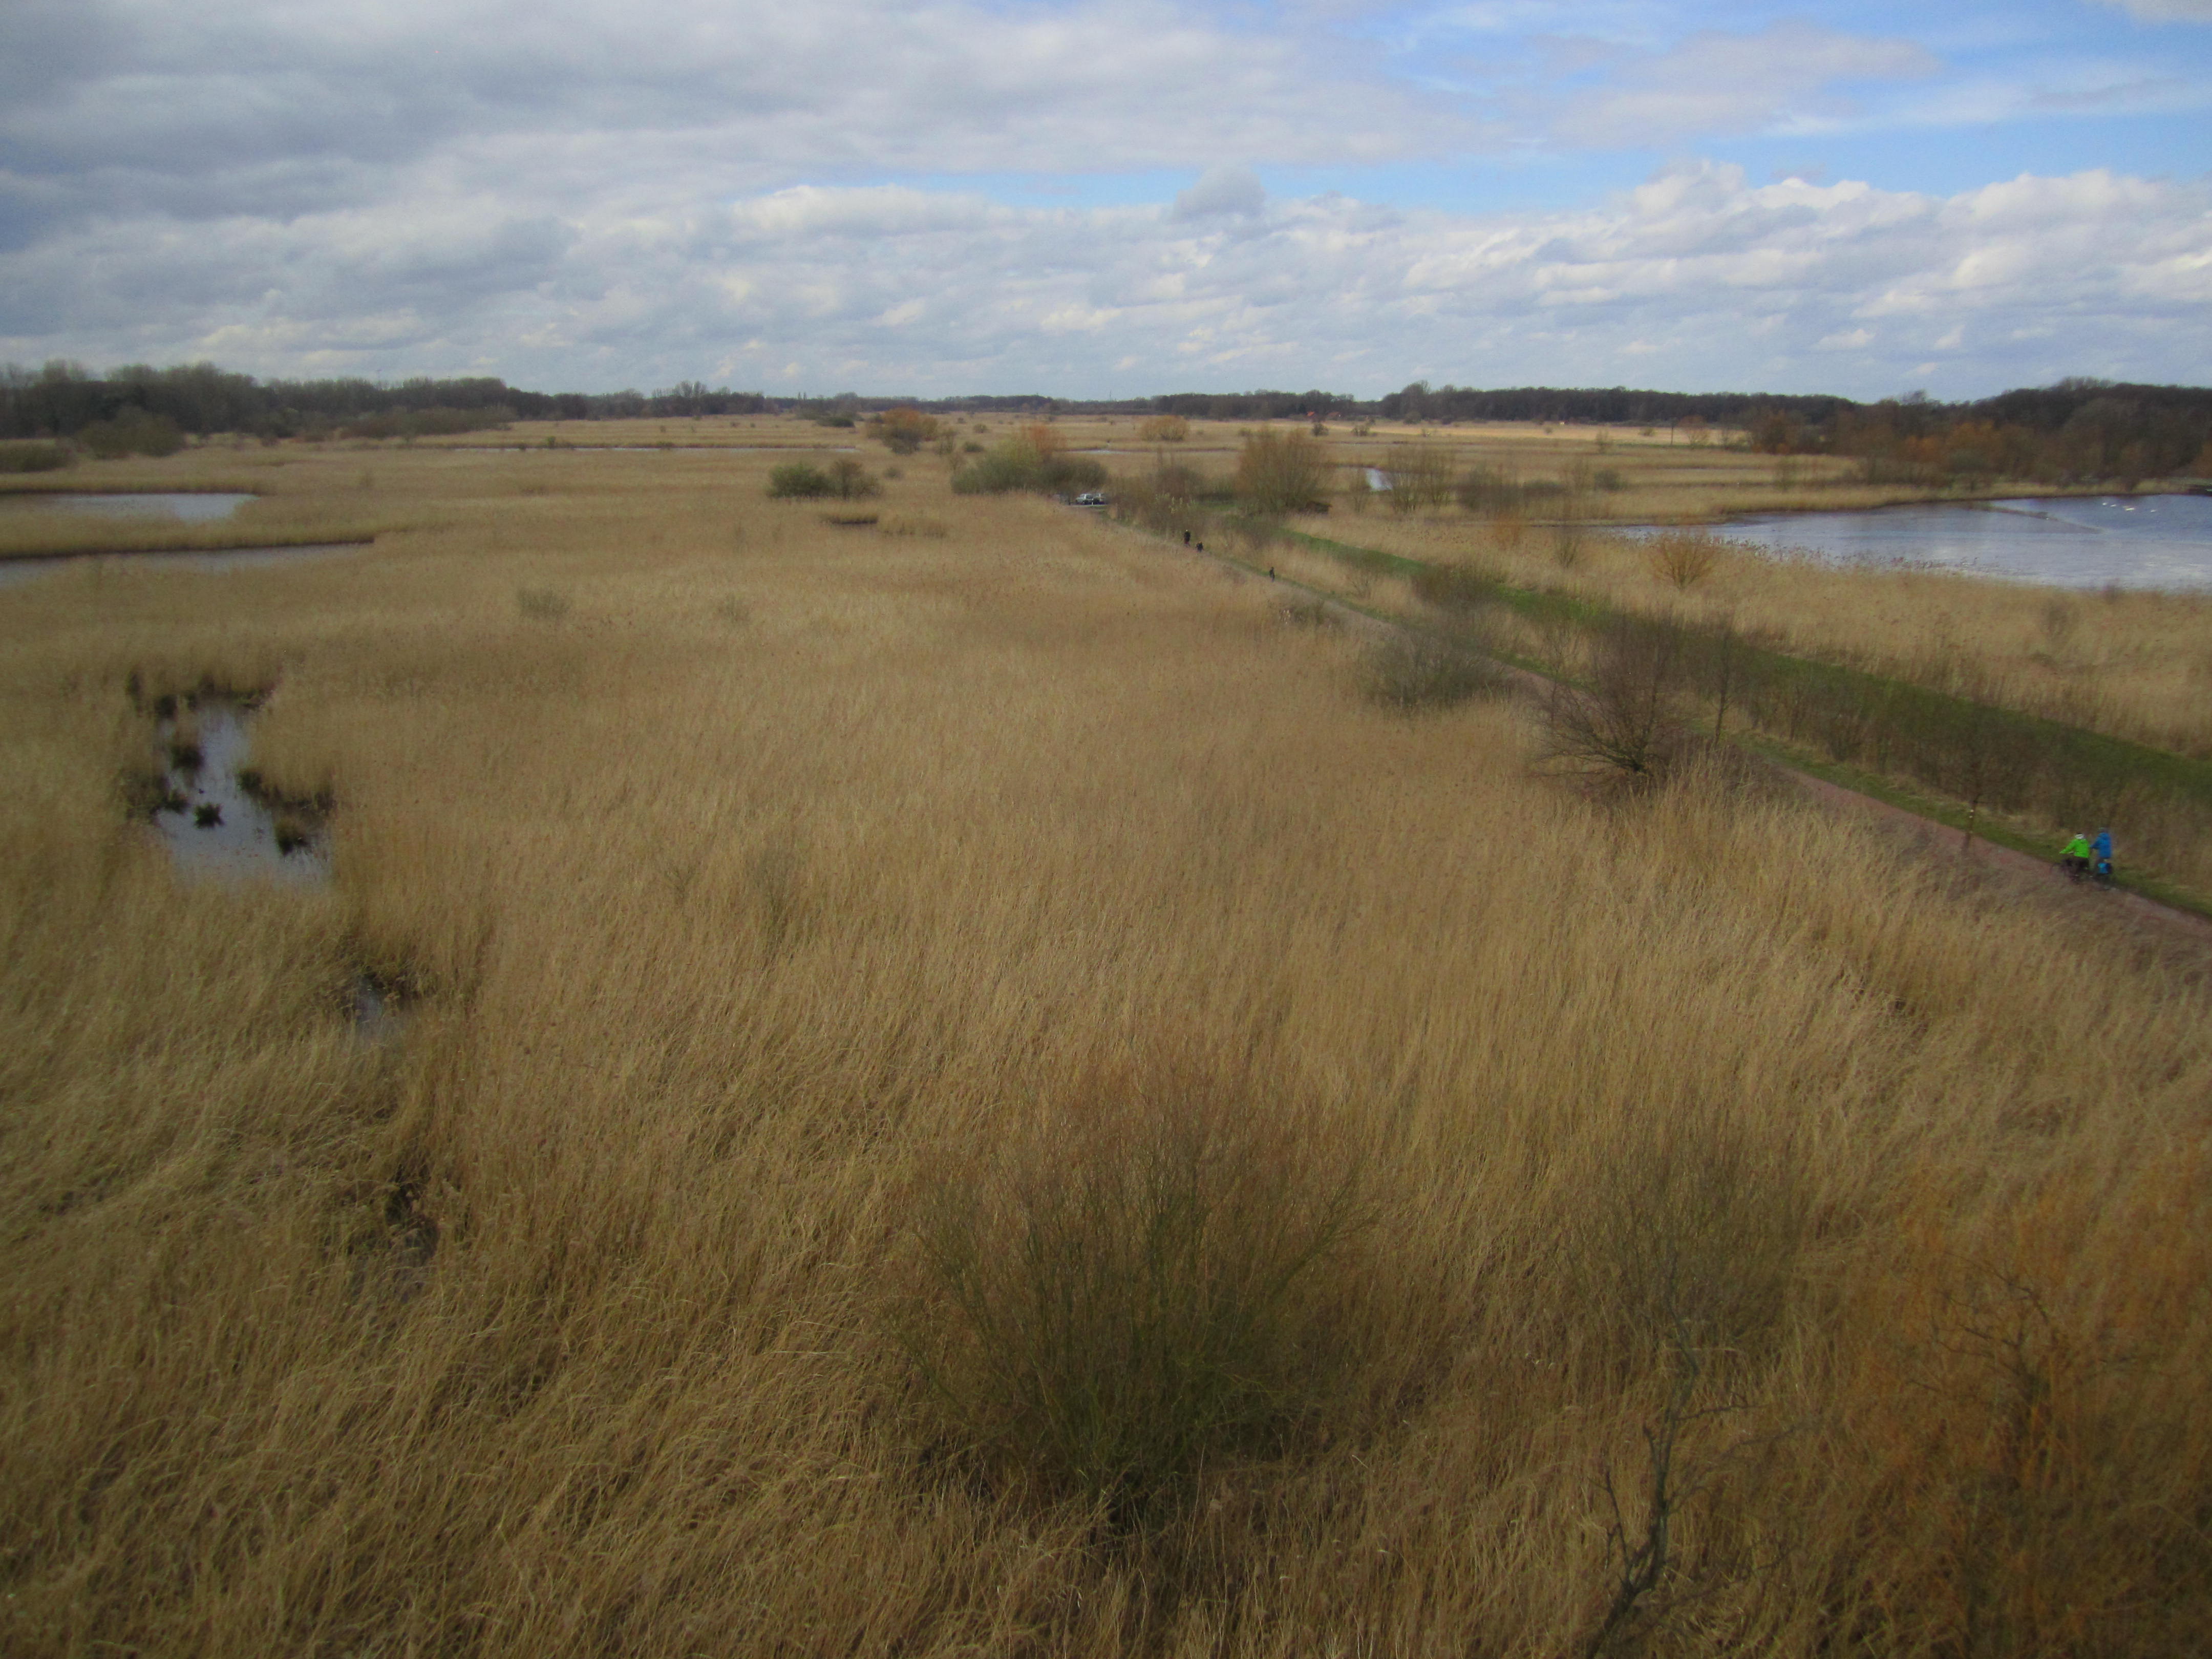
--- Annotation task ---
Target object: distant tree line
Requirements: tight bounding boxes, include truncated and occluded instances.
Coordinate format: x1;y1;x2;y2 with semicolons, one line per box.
1375;382;1857;430
0;361;771;443
1150;390;1354;421
1379;377;2212;485
1750;381;2212;486
6;359;2207;484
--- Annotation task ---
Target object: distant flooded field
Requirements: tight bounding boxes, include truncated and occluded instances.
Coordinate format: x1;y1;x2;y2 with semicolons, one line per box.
0;491;254;521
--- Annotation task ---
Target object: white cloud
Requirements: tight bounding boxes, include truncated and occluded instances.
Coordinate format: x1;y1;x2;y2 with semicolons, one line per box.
6;159;2204;399
1551;22;1939;147
0;0;1461;235
1173;165;1267;221
0;2;2206;396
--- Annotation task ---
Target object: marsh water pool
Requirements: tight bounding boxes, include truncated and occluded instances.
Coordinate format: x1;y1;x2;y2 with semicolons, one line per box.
1683;494;2212;592
0;542;366;588
150;700;327;885
0;491;255;521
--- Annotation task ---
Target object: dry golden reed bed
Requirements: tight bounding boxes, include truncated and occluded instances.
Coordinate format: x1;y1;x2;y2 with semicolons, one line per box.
3;440;2209;1656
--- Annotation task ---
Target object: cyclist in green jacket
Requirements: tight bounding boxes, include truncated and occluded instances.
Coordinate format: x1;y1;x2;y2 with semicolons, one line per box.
2061;832;2092;882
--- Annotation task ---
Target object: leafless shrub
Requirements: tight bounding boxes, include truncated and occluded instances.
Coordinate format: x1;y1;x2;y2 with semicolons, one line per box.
2039;595;2079;657
1364;628;1508;711
1235;431;1329;515
1645;530;1722;590
1552;514;1588;569
1381;444;1454;514
1540;616;1691;783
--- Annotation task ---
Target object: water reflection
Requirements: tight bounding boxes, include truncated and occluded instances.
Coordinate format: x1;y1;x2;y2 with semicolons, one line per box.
0;492;253;520
142;698;403;1041
0;542;364;588
150;700;327;885
1677;493;2212;592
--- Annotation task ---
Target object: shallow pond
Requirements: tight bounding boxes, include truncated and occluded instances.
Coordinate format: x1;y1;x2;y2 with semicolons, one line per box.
1677;494;2212;592
150;700;328;885
145;698;403;1038
0;491;254;521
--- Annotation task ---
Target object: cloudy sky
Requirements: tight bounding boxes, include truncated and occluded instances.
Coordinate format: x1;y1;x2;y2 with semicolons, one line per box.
3;0;2209;398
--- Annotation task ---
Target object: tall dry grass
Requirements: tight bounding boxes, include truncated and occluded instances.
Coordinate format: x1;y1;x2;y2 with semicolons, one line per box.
3;445;2209;1655
1300;510;2212;763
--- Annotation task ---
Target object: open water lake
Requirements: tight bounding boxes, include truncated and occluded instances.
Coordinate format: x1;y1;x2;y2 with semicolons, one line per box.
1687;494;2212;592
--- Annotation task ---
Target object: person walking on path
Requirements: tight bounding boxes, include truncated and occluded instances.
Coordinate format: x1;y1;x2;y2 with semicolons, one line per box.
2093;827;2116;888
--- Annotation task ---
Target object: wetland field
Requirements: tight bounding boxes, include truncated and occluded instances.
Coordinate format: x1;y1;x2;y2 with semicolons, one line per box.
4;422;2210;1656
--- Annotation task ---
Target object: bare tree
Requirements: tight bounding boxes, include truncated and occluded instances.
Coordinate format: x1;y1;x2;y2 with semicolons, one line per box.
1692;614;1747;740
1235;431;1330;515
1541;618;1690;782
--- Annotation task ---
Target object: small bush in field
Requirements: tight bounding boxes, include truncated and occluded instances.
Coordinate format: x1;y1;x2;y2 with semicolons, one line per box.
767;461;835;499
1234;430;1329;515
1136;415;1189;442
1363;630;1508;710
869;408;943;455
1646;529;1722;590
828;457;880;498
951;438;1105;497
1410;560;1508;616
900;1070;1366;1523
770;459;879;500
0;441;74;474
1380;444;1453;514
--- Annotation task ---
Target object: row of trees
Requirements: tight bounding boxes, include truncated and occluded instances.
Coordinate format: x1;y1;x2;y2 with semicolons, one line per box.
1377;379;2212;486
1750;382;2212;485
1377;382;1855;430
9;359;2208;485
0;361;773;443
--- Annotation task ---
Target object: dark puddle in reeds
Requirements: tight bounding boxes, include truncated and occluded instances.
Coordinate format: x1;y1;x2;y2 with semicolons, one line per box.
0;542;366;588
133;687;405;1043
143;694;327;883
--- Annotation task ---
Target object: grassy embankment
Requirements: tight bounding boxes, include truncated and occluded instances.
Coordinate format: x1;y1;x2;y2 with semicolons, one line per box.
1204;516;2212;906
4;439;2211;1656
1302;505;2212;762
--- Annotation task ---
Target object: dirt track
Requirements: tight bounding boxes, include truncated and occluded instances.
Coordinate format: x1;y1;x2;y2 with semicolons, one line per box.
1790;772;2212;965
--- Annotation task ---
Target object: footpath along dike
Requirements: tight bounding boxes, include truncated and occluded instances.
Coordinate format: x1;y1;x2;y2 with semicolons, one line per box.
1094;503;2212;953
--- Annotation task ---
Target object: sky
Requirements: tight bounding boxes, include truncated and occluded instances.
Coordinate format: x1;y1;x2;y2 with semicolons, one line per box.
2;0;2209;399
